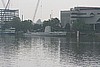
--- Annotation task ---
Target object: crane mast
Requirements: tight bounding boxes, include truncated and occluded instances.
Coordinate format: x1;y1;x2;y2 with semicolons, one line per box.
33;0;40;22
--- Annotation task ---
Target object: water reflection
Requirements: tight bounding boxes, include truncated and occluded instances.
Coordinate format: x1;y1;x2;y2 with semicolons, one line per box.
60;36;100;67
0;35;100;67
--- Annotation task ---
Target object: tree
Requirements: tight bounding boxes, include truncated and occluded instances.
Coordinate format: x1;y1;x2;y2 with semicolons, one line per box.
32;24;43;32
21;20;33;32
72;19;92;32
65;23;70;31
72;19;86;31
11;16;21;32
43;18;61;32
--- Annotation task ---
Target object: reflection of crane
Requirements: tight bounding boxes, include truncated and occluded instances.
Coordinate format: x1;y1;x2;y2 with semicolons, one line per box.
33;0;40;22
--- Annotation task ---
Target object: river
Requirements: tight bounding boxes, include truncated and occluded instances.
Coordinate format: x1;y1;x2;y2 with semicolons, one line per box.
0;35;100;67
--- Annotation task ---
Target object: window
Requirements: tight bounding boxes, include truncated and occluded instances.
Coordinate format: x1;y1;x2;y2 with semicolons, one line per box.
71;13;87;15
90;13;95;15
97;18;100;22
97;13;100;15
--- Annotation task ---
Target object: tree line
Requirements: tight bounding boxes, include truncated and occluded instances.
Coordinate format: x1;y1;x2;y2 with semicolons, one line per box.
2;17;63;33
3;17;99;33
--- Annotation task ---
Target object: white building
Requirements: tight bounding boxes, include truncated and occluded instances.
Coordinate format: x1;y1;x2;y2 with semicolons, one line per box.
0;9;19;22
61;7;100;28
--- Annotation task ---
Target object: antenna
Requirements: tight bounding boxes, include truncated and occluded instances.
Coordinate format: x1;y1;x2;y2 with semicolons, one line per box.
50;10;53;19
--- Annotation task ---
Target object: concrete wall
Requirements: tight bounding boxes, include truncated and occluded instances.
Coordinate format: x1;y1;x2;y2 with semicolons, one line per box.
60;11;70;28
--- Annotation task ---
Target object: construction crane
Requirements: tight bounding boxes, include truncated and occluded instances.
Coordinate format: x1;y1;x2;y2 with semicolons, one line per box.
33;0;40;22
1;0;10;9
1;0;5;8
5;0;10;9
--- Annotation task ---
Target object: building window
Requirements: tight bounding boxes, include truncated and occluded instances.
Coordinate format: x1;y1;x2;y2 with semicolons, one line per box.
90;13;95;15
97;13;100;15
71;13;87;15
97;18;100;22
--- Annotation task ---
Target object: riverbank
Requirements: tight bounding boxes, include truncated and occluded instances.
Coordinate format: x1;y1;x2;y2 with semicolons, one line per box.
23;31;100;37
24;32;67;37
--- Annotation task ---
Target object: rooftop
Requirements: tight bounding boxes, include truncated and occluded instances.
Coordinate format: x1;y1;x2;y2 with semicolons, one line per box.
74;7;100;10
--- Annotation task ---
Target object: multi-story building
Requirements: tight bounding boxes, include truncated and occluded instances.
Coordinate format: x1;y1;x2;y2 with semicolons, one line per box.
61;7;100;30
0;9;19;22
0;9;19;34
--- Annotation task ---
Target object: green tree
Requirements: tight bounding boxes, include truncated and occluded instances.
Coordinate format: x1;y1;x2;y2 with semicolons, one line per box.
43;18;61;32
11;17;21;32
32;24;43;32
2;21;12;29
72;19;86;31
65;23;70;31
72;19;92;32
21;20;33;32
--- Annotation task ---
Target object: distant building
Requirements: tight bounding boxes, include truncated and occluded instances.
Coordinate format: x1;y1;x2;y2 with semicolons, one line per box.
36;19;43;25
0;9;19;33
61;7;100;29
0;9;19;22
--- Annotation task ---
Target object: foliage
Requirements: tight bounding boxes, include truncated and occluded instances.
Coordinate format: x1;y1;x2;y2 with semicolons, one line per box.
43;18;61;32
1;17;98;33
32;24;43;32
11;17;21;32
1;17;66;33
72;19;93;32
21;20;33;32
65;23;70;31
10;17;34;33
72;19;85;31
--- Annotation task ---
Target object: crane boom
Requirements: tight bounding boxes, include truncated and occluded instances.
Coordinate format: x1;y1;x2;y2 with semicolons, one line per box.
33;0;40;22
1;0;10;9
5;0;10;9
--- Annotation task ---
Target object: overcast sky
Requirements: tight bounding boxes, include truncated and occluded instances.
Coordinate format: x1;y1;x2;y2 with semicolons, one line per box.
0;0;100;22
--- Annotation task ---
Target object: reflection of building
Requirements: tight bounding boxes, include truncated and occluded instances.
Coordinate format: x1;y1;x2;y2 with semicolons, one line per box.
0;9;19;22
61;7;100;28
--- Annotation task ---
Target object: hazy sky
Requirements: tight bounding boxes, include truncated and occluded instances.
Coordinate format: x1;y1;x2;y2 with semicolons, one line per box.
0;0;100;22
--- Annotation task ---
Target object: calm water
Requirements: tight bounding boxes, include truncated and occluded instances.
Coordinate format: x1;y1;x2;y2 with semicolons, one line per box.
0;35;100;67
